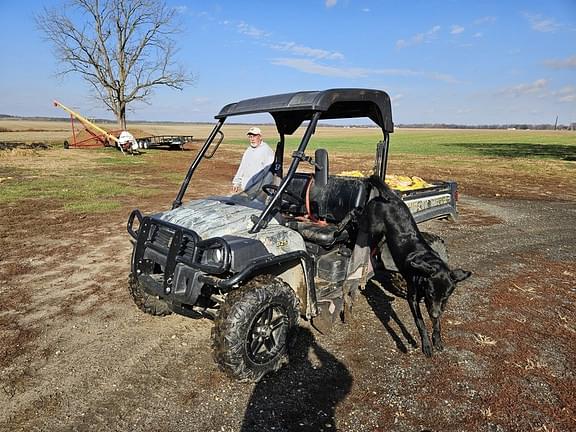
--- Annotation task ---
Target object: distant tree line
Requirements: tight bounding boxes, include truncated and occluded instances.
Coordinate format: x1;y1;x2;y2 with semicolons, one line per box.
1;114;574;131
396;123;576;131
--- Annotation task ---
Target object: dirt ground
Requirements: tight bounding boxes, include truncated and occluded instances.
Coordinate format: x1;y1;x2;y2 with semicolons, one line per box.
1;145;575;432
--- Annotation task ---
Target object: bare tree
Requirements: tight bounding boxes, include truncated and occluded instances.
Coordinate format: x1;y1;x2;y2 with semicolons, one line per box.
37;0;193;129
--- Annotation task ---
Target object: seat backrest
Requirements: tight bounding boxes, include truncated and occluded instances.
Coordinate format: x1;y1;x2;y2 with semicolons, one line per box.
310;176;368;222
284;173;311;200
314;149;329;187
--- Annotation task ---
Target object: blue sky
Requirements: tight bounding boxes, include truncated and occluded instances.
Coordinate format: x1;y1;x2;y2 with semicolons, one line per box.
0;0;575;125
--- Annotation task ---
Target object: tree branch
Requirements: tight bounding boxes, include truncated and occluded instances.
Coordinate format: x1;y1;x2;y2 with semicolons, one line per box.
37;0;194;126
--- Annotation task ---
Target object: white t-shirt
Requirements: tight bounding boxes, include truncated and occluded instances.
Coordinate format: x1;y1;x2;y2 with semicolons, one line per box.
232;141;275;190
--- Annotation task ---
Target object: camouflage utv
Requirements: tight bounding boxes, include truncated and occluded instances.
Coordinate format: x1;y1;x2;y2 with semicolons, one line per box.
127;89;457;381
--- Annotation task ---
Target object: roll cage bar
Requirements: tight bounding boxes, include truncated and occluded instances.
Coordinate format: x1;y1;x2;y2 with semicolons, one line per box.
172;88;394;233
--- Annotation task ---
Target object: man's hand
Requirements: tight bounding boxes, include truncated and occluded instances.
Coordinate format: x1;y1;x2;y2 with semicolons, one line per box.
232;184;240;193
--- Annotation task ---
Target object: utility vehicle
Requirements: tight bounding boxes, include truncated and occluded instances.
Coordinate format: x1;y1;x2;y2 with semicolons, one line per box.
127;89;457;381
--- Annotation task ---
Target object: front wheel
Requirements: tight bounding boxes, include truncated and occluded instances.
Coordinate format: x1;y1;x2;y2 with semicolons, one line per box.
128;273;172;316
211;276;300;382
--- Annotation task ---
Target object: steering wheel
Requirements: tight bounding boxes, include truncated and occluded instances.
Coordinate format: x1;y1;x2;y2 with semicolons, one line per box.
262;184;304;206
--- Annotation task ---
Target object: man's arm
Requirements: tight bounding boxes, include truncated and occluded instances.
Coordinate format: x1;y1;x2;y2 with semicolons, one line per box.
232;150;248;191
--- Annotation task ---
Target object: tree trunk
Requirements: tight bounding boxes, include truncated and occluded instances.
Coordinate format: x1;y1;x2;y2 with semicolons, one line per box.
117;102;126;130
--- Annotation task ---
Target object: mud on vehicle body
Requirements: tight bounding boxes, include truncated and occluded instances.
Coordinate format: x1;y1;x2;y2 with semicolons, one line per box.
127;89;458;381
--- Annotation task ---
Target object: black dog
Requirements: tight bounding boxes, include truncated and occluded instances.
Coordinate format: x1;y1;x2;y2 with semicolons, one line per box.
362;175;471;356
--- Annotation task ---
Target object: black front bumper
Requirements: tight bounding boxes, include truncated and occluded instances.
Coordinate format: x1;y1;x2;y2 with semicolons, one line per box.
127;209;319;317
128;210;207;307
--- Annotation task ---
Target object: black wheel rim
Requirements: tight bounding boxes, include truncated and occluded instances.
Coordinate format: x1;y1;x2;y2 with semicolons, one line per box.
247;304;289;364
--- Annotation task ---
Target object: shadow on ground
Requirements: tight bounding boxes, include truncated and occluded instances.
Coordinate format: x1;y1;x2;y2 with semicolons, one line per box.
241;327;353;432
443;142;576;160
362;278;418;354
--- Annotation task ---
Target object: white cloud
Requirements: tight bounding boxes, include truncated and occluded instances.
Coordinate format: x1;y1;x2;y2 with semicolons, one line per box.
456;108;473;115
544;55;576;69
361;8;371;13
553;86;576;103
325;0;337;8
270;42;344;60
271;58;368;78
271;58;459;83
473;32;483;38
502;82;576;104
396;25;441;49
523;13;560;33
474;16;497;25
192;97;211;104
427;72;460;83
237;22;269;38
383;68;458;82
499;79;549;97
451;25;465;35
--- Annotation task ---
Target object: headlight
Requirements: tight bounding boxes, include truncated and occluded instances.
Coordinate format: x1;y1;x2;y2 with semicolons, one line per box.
201;244;224;265
194;238;230;274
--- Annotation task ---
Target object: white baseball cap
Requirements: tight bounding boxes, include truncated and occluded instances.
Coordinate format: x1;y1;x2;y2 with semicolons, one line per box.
247;127;262;135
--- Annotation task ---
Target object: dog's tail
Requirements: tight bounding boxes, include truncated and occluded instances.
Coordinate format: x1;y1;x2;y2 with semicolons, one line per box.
367;174;390;198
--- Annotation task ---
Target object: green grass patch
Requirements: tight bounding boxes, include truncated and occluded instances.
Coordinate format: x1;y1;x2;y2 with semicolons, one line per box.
228;130;576;161
162;172;187;185
64;200;121;213
95;156;147;165
390;130;576;160
1;176;126;201
93;148;149;165
0;171;160;213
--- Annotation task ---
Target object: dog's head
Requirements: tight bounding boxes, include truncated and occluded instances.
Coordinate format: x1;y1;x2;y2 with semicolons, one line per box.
410;257;471;319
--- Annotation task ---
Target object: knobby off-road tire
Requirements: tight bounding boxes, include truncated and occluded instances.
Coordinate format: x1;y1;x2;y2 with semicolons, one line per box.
211;276;300;382
386;232;448;299
128;273;172;316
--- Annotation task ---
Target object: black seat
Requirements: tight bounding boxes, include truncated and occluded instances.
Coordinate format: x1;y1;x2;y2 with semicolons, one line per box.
309;176;368;223
282;149;368;247
292;221;348;246
294;176;368;246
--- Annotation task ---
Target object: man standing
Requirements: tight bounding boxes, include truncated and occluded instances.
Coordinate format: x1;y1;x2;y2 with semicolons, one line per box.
232;127;275;193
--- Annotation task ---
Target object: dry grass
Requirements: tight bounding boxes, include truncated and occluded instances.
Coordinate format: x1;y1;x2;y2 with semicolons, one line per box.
1;125;575;431
0;119;379;144
0;119;202;144
473;333;497;346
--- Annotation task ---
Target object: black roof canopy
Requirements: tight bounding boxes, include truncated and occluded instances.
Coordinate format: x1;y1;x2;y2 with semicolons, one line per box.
215;88;393;135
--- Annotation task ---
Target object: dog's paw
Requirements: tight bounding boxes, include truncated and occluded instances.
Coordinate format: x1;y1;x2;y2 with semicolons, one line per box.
407;335;418;348
422;342;434;357
432;334;444;351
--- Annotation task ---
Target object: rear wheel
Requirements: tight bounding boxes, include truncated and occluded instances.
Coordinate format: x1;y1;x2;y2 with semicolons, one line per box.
128;273;172;316
384;232;447;299
212;276;300;382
